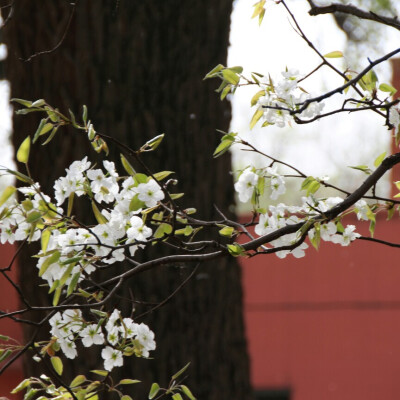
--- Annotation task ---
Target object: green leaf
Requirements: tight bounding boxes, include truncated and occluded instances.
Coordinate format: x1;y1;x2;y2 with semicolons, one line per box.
142;134;165;151
251;90;266;106
227;243;245;257
31;99;46;108
174;225;194;236
153;171;174;181
26;211;42;224
129;195;146;212
11;378;31;394
171;362;191;381
172;394;184;400
250;108;263;130
134;173;149;185
0;185;16;208
82;105;88;125
51;356;63;375
170;193;184;200
48;279;60;294
204;64;225;80
4;168;33;184
324;50;343;58
310;223;321;250
70;375;86;388
33;119;53;143
148;382;160;399
67;272;81;296
52;286;62;306
90;370;108;377
41;125;59;145
0;334;10;341
39;251;61;277
181;385;196;400
41;229;51;254
219;226;235;237
0;349;12;362
121;396;133;400
379;83;397;95
119;379;141;385
11;98;33;108
369;218;376;237
374;151;386;167
59;263;75;287
220;84;232;100
120;154;136;176
213;138;234;158
16;136;31;164
222;69;240;85
92;201;108;224
154;222;173;239
349;165;372;175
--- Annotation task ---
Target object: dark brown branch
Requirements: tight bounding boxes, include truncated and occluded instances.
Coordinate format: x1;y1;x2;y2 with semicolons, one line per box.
358;236;400;248
21;1;77;62
307;0;400;31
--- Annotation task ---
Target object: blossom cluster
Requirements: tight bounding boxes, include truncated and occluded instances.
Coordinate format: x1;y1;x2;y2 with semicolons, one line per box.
0;157;166;288
234;165;286;203
253;196;363;259
49;308;156;371
257;69;325;127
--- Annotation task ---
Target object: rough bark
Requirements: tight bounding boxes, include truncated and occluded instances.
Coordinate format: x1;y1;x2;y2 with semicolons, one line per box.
2;1;252;399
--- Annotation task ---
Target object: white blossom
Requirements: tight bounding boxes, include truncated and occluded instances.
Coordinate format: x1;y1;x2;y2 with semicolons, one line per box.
102;346;124;371
234;168;259;203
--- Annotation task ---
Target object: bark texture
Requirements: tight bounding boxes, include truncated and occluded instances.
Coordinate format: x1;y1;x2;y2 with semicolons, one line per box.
2;1;252;399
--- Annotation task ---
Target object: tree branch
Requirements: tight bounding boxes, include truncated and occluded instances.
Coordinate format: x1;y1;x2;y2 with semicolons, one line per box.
307;0;400;31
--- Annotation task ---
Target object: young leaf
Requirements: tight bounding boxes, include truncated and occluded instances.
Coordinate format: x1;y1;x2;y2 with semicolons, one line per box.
349;165;372;175
213;138;234;158
222;69;240;85
219;226;235;237
70;375;86;388
181;385;196;400
251;90;266;106
153;170;174;181
52;286;62;306
0;185;16;208
204;64;224;80
11;98;33;108
41;229;51;254
172;394;184;400
171;362;191;381
39;251;61;277
148;383;160;399
51;356;63;375
91;370;109;377
119;379;141;385
379;83;397;95
374;151;386;167
11;379;32;394
250;108;263;130
0;349;12;362
92;201;108;224
16;136;31;164
142;134;165;151
324;50;343;58
120;154;136;176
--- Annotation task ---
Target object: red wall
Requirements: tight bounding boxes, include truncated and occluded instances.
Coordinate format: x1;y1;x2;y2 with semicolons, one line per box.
2;219;400;399
241;216;400;400
0;243;23;398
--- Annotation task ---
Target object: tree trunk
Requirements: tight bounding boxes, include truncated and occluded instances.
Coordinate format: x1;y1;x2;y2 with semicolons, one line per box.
2;1;252;399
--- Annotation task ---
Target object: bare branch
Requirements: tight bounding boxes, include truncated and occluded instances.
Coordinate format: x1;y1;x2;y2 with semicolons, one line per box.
307;0;400;31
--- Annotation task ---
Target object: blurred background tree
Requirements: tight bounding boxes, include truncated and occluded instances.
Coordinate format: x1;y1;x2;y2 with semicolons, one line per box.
1;2;252;399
